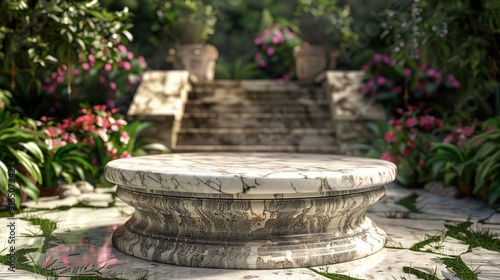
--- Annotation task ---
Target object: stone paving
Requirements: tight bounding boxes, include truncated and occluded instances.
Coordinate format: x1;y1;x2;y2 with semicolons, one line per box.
0;183;499;279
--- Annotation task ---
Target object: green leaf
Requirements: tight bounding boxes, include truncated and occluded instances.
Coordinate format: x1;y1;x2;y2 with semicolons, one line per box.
488;180;500;206
444;172;457;186
20;142;44;162
0;161;9;191
8;147;42;184
51;162;63;177
16;172;39;204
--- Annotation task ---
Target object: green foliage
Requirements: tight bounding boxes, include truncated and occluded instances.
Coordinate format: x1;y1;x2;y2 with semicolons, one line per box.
156;0;217;44
308;268;362;280
470;117;500;206
445;221;500;253
440;256;478;280
40;143;95;187
402;266;439;280
0;0;133;118
294;0;356;47
215;58;259;80
352;108;443;187
380;0;500;118
0;109;43;206
409;235;441;252
426;142;477;188
395;193;420;213
253;24;302;79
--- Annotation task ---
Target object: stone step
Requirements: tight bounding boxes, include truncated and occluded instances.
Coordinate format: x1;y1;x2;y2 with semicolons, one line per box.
173;145;339;154
184;102;329;114
181;113;332;128
177;128;336;146
189;88;326;101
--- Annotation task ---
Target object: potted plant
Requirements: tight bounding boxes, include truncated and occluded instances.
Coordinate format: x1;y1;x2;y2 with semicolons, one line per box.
0;91;43;207
470;117;500;206
167;0;218;81
39;143;95;197
426;142;477;197
293;0;354;83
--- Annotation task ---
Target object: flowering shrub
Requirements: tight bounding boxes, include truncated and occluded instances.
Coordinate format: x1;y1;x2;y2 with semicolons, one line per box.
39;105;158;185
356;106;444;186
253;24;302;80
362;53;460;116
43;41;148;114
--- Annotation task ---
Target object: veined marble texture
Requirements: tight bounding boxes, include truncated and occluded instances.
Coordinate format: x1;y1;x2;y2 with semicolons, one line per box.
112;186;386;269
105;153;396;199
107;153;395;269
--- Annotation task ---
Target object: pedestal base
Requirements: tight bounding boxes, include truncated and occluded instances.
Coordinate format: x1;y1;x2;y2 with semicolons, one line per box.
112;186;386;269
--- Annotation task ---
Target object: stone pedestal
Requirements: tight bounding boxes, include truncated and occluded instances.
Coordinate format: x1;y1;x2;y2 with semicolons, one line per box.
105;153;396;269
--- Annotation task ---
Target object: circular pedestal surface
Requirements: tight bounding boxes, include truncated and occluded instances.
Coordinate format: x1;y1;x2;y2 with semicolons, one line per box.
105;153;396;269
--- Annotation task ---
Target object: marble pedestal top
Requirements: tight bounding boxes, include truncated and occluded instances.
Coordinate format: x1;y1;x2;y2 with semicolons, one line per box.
105;153;396;199
105;153;396;269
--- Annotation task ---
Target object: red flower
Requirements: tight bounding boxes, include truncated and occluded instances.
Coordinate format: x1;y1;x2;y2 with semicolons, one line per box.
405;117;417;128
384;131;398;143
381;152;396;163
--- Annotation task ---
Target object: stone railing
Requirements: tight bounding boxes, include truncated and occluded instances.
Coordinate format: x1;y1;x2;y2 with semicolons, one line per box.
127;70;192;148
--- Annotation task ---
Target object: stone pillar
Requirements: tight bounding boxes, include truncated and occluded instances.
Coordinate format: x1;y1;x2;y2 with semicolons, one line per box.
127;70;192;149
323;71;385;154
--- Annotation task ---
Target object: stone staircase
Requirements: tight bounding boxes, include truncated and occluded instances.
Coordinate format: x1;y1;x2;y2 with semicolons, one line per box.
173;80;339;153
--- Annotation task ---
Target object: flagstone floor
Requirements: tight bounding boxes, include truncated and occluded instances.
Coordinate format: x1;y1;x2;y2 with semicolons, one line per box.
0;183;499;280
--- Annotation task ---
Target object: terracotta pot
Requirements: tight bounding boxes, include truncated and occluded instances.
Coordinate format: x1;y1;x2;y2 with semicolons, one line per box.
176;44;218;81
479;184;490;203
293;43;327;83
39;186;59;197
20;192;28;203
458;185;473;197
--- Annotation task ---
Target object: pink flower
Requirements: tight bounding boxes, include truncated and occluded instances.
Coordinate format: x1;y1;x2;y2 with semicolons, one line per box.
419;115;435;130
104;63;112;72
88;54;95;65
383;56;391;64
373;53;382;61
118;61;132;71
127;52;134;60
463;126;475;137
443;134;454;143
376;76;387;85
405;117;417;128
82;63;90;70
266;47;275;56
391;86;402;94
99;76;106;84
272;33;283;44
72;69;81;75
119;151;132;158
137;56;148;69
107;99;116;108
117;44;127;53
381;152;396;163
262;29;271;38
435;118;443;128
384;131;398;143
56;75;65;84
254;52;262;62
404;69;412;77
109;82;117;90
120;131;130;144
254;37;262;45
427;69;437;77
259;60;267;68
